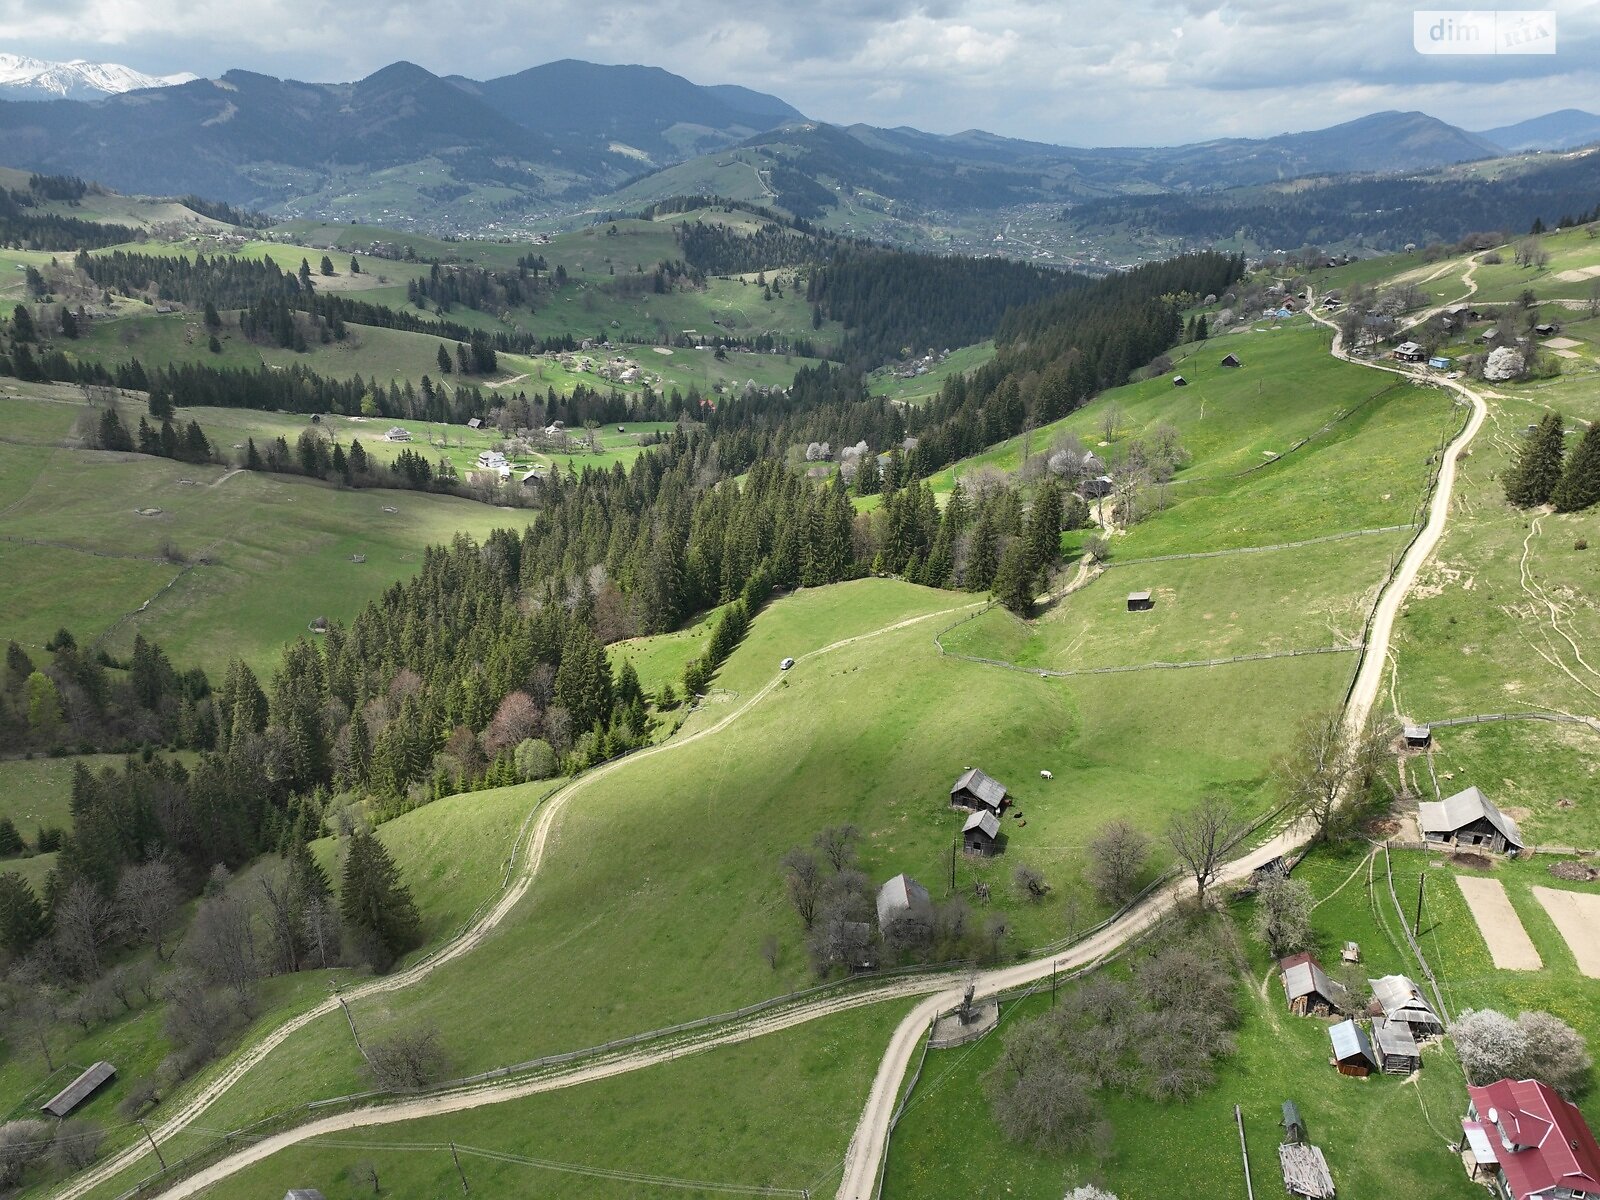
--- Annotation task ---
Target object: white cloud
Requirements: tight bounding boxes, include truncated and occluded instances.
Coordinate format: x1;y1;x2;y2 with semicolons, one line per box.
2;0;1596;143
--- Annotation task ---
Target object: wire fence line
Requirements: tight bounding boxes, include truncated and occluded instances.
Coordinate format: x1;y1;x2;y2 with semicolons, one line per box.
1418;711;1600;735
1380;842;1451;1026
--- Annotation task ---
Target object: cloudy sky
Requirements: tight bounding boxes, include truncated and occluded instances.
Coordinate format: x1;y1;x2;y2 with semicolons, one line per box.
5;0;1598;142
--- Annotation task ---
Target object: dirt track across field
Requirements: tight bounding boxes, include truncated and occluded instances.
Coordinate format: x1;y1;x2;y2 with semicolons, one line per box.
1532;886;1600;977
1455;875;1542;970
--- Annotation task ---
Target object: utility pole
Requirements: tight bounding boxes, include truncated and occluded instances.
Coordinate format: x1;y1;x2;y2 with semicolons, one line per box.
138;1120;167;1171
1415;872;1427;933
450;1142;469;1193
949;830;957;895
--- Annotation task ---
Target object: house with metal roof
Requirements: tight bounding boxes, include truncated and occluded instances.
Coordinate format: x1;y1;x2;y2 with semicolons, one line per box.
1373;1017;1422;1074
962;810;1001;856
1280;953;1346;1016
876;873;931;932
41;1061;115;1118
950;769;1008;815
1369;974;1443;1036
1463;1078;1600;1199
1329;1020;1377;1077
1419;786;1523;854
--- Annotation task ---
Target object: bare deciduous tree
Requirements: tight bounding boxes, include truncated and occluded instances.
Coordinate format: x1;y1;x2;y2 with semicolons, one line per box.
52;880;118;980
181;882;261;1011
0;1119;53;1186
780;848;824;929
116;859;181;961
759;933;780;971
812;824;860;872
1087;821;1150;907
1275;710;1390;842
364;1022;449;1091
1165;794;1242;907
49;1119;102;1172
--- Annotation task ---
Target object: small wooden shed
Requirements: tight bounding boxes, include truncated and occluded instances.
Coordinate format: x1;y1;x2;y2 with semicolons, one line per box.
1373;1017;1422;1074
950;768;1008;815
286;1191;327;1200
1281;1099;1305;1144
1220;353;1242;368
962;810;1001;856
1341;940;1361;964
1402;724;1431;748
42;1061;116;1118
1281;953;1345;1016
1127;591;1154;612
1329;1020;1376;1077
1172;375;1188;387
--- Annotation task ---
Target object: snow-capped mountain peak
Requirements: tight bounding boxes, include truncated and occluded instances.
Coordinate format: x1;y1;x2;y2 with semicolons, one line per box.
0;54;197;100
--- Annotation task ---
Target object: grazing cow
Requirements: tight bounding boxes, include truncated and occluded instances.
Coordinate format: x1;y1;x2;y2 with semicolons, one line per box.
1039;770;1053;780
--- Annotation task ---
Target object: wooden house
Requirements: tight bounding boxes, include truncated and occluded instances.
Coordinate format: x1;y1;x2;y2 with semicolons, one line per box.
876;874;931;932
1281;953;1346;1016
1534;322;1560;337
950;769;1008;815
1463;1078;1600;1200
1220;353;1242;368
1393;341;1427;363
1418;786;1523;855
1127;591;1154;612
1079;475;1114;499
42;1062;115;1118
1369;974;1444;1037
1373;1017;1422;1074
1329;1020;1377;1076
1403;725;1431;748
962;810;1001;856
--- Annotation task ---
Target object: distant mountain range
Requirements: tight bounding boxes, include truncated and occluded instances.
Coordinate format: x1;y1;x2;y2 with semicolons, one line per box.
0;54;1592;234
0;54;195;101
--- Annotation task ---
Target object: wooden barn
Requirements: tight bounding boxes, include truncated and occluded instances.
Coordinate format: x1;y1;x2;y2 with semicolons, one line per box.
1127;591;1154;612
1369;974;1443;1037
962;810;1001;856
1280;953;1346;1016
876;873;931;932
1220;353;1242;368
41;1061;115;1118
1372;1017;1421;1074
1329;1020;1377;1077
1418;786;1523;855
1080;474;1114;499
950;768;1008;815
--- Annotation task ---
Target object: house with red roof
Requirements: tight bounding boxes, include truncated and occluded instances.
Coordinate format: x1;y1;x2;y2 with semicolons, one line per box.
1462;1078;1600;1200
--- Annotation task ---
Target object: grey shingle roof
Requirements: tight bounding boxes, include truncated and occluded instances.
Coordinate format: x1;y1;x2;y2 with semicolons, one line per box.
1369;974;1440;1024
1373;1017;1419;1059
951;768;1007;809
1417;786;1523;848
963;810;1000;839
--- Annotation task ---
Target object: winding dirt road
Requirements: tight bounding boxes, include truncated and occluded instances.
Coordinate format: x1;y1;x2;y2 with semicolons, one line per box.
55;601;983;1200
71;258;1491;1200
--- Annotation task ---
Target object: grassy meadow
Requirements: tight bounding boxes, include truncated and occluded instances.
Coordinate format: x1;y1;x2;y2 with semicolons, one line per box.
0;391;537;675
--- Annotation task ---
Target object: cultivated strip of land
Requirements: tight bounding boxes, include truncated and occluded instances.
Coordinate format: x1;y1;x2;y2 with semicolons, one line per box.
1531;886;1600;978
1454;875;1542;971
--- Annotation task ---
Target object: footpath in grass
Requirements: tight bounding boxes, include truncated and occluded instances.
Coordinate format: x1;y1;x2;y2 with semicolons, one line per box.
186;998;919;1200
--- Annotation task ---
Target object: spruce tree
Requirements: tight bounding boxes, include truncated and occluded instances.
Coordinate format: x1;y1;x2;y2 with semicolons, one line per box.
994;539;1035;615
340;830;420;969
1550;422;1600;513
0;818;21;855
1505;412;1566;507
0;872;44;956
